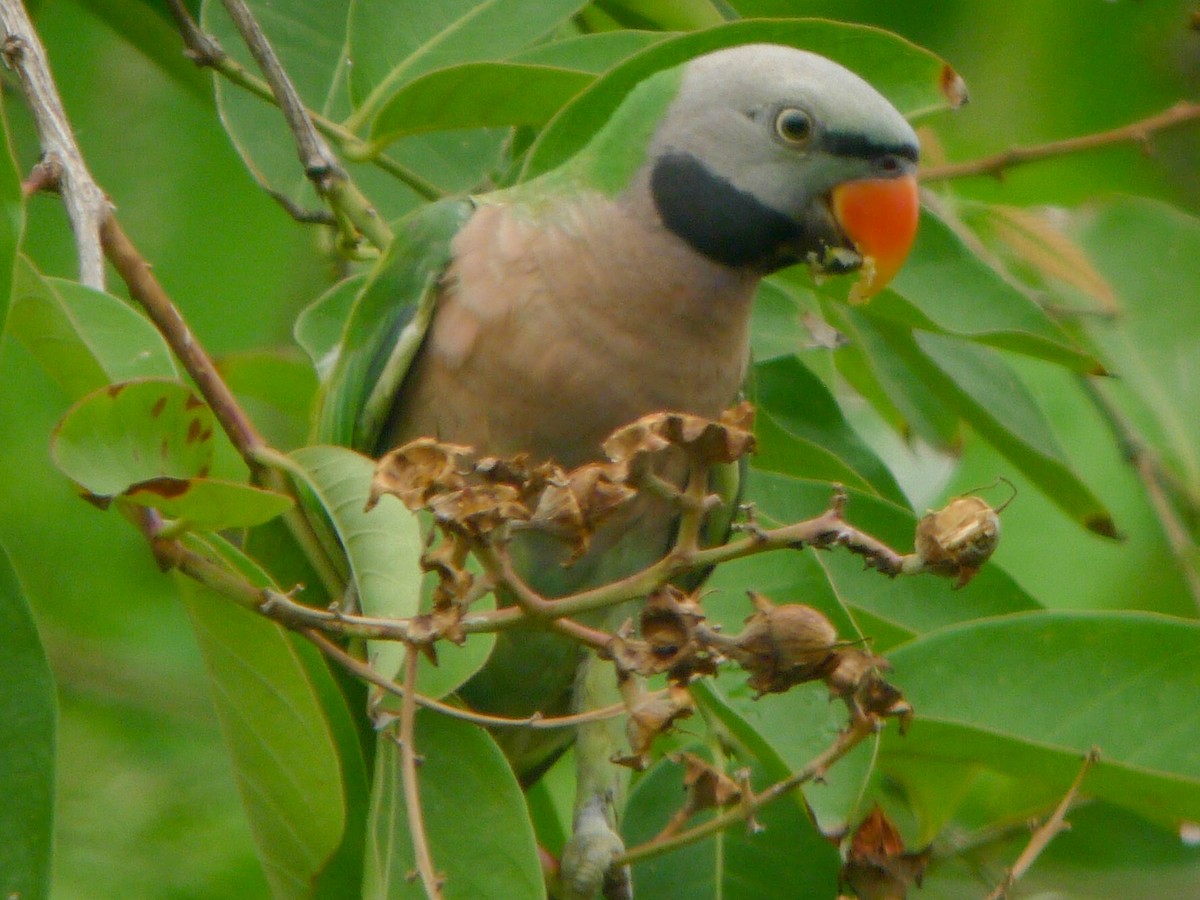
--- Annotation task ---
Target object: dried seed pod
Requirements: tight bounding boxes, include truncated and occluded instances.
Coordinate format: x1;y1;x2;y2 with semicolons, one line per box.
426;483;529;537
731;593;840;696
638;585;706;675
602;404;757;470
674;751;743;814
615;684;694;770
913;495;1000;588
368;438;473;510
825;648;912;732
840;805;930;900
525;462;637;559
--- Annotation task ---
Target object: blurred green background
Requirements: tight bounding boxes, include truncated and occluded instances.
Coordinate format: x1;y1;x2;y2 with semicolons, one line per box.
1;0;1197;896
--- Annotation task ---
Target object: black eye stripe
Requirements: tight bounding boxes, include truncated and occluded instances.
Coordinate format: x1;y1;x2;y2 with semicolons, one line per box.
824;131;919;163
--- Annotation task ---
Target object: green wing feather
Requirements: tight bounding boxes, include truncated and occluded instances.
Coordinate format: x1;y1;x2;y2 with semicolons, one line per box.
311;197;475;451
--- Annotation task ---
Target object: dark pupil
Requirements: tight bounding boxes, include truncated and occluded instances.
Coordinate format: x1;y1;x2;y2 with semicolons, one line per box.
780;111;810;140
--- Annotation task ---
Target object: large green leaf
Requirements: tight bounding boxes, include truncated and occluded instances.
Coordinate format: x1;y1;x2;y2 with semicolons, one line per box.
289;446;421;678
523;18;958;178
180;534;347;899
882;611;1200;830
752;354;908;506
0;544;55;900
368;62;593;149
50;378;291;529
294;274;367;380
510;30;672;73
859;206;1100;370
345;0;589;125
51;378;214;497
364;710;545;899
7;257;177;398
851;315;1117;536
621;745;841;899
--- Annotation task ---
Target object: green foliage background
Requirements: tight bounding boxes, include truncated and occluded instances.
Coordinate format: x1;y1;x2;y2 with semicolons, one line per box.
1;0;1198;897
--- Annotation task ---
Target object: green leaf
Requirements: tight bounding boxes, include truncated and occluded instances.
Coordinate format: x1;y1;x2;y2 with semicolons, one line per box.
295;274;367;380
864;207;1100;371
203;0;352;207
694;677;876;834
51;378;213;498
827;300;961;449
123;477;293;529
368;63;594;148
218;349;319;451
0;92;24;339
883;611;1200;830
346;0;589;125
918;329;1116;536
523;19;957;179
289;446;422;681
752;354;909;506
510;30;672;73
364;710;545;900
7;258;177;398
180;534;347;899
593;0;727;30
1072;199;1200;495
0;544;55;900
621;745;841;898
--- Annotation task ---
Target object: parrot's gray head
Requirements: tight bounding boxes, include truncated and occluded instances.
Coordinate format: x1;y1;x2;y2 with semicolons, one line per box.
645;43;920;282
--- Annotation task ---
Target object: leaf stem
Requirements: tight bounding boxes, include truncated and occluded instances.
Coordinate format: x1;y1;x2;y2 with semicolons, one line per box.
920;101;1200;182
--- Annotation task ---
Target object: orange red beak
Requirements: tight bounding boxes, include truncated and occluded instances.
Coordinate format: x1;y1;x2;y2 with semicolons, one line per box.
830;174;920;302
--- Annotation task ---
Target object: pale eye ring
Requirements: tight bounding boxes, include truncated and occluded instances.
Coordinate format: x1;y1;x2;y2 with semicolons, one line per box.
774;107;814;144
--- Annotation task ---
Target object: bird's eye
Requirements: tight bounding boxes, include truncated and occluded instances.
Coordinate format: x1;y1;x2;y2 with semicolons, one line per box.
774;108;813;144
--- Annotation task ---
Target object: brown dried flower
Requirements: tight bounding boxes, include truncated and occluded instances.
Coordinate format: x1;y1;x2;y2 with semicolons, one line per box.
841;805;930;900
730;593;841;696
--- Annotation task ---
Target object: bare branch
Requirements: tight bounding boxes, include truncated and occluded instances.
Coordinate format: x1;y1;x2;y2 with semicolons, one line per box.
985;748;1100;900
921;101;1200;183
0;0;110;289
614;713;878;867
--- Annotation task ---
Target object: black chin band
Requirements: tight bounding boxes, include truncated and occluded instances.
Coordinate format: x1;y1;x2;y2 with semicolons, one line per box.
650;152;848;272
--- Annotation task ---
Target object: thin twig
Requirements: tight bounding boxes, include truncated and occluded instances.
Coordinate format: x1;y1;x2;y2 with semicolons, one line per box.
614;713;877;867
304;628;638;730
0;0;109;289
921;101;1200;182
397;645;443;900
218;0;342;191
984;748;1100;900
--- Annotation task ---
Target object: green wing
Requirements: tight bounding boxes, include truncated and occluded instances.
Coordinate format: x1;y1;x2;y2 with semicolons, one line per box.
302;197;475;452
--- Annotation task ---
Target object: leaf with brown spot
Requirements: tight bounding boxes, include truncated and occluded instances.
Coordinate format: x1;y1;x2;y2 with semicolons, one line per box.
51;378;215;500
122;477;293;530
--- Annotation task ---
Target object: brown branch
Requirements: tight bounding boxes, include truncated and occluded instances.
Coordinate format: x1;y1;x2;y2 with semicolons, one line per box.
97;215;271;481
921;101;1200;183
396;646;444;900
614;713;878;867
984;748;1100;900
0;0;110;289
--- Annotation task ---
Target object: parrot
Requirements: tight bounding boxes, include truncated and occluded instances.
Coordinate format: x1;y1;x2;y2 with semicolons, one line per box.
314;43;919;898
